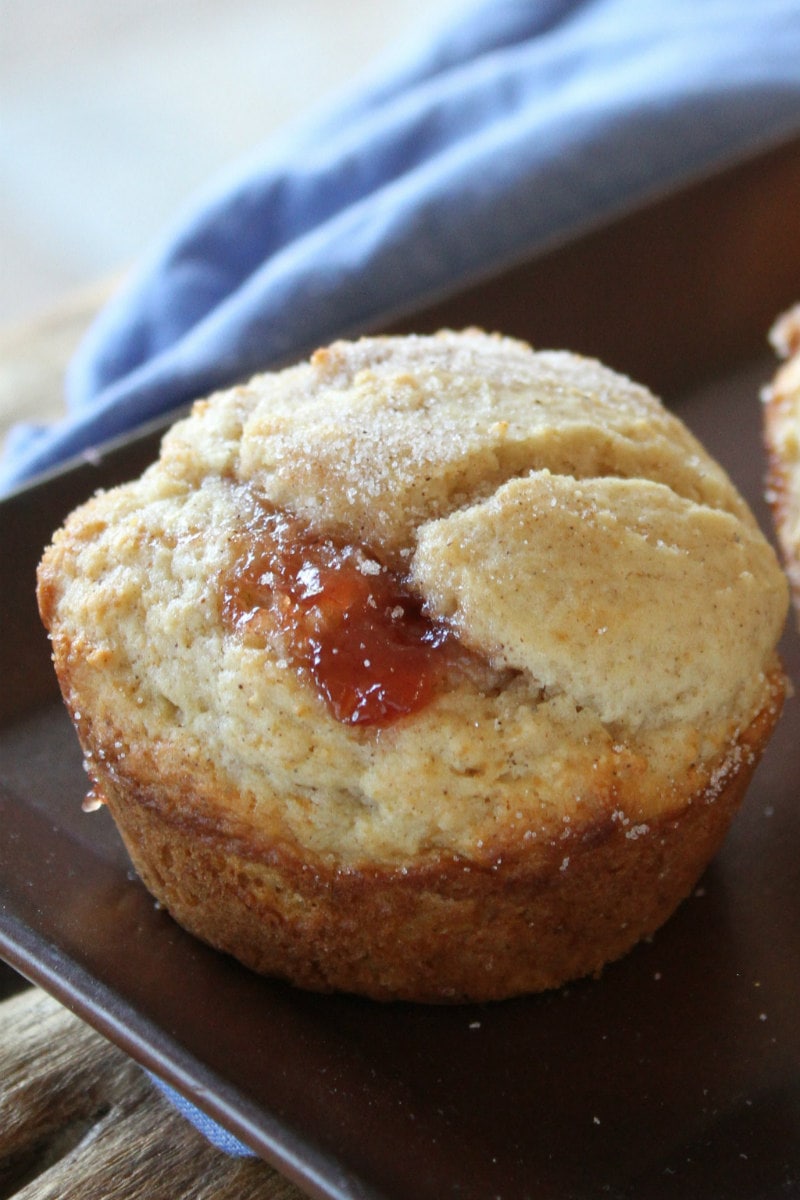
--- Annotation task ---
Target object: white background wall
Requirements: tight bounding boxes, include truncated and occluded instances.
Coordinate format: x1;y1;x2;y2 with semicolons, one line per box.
0;0;456;327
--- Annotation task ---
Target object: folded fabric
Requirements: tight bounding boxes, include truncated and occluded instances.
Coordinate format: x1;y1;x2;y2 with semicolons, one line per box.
3;0;800;494
147;1073;257;1157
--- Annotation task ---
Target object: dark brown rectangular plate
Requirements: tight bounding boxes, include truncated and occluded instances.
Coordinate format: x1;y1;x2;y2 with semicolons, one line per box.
3;138;800;1200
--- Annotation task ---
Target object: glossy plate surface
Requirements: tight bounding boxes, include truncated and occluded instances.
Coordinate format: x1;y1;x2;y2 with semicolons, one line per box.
2;142;800;1199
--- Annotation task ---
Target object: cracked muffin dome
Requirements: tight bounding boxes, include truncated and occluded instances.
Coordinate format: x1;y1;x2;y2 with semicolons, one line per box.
37;329;788;1002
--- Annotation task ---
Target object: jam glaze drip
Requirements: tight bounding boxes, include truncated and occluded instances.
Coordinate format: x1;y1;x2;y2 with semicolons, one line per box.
221;505;460;727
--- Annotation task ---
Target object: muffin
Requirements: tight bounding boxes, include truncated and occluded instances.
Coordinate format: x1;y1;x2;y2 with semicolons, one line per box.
37;330;788;1002
764;304;800;612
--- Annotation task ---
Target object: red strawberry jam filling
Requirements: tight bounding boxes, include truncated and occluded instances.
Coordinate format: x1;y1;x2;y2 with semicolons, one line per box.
222;506;458;726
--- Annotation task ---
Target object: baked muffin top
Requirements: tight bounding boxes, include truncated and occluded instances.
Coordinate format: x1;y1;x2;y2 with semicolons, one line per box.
38;330;788;866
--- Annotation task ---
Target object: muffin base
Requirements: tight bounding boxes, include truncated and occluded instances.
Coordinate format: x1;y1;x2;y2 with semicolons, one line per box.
84;669;785;1004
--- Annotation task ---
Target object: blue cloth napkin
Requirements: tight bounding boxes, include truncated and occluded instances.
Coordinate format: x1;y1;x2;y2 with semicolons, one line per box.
3;0;800;494
145;1080;255;1152
148;1074;257;1157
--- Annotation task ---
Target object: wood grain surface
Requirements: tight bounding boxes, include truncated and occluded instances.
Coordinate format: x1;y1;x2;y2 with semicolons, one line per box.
0;983;309;1199
0;280;114;456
